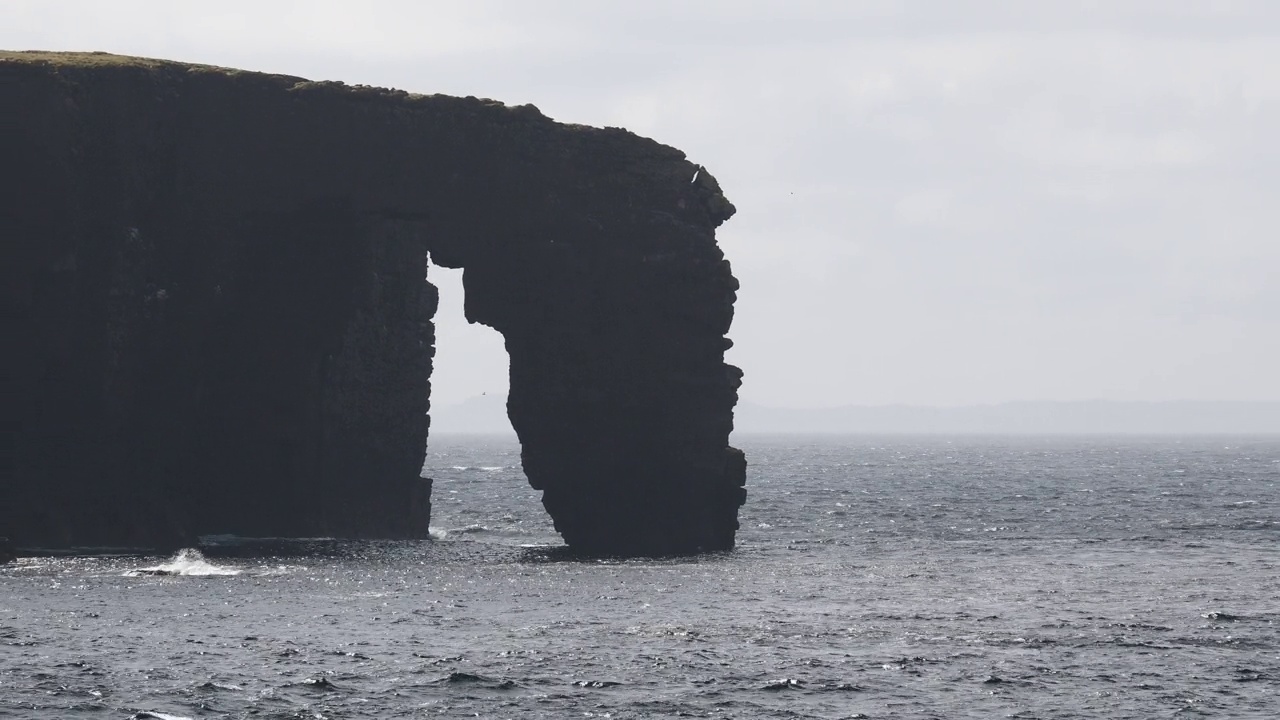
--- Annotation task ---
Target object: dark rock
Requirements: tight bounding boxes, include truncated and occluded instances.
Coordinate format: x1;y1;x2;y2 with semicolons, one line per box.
1;51;745;557
300;675;338;690
439;671;491;684
0;538;14;564
1202;611;1241;622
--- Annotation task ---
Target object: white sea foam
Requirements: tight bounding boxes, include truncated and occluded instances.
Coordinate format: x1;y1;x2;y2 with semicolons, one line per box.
428;525;490;541
126;549;240;577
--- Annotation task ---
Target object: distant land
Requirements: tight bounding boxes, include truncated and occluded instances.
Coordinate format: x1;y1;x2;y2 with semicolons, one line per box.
430;396;1280;435
733;400;1280;435
430;394;517;435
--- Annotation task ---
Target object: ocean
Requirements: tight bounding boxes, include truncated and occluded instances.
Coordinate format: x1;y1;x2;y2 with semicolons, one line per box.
2;434;1277;719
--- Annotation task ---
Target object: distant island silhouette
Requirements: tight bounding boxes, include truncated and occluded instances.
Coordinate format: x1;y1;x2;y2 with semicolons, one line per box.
431;396;1280;435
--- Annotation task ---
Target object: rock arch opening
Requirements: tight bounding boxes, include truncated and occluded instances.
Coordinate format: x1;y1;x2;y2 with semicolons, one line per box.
425;263;513;435
420;262;546;541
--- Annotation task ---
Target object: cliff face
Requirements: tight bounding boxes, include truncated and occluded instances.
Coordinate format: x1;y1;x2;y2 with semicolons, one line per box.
2;52;745;555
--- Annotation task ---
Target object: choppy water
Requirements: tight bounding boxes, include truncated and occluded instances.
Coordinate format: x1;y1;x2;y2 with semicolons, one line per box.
3;435;1278;719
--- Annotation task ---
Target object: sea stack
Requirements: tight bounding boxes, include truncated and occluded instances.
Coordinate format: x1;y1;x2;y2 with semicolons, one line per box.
2;52;746;556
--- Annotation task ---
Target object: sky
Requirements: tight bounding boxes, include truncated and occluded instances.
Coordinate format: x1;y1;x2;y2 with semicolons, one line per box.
5;1;1278;408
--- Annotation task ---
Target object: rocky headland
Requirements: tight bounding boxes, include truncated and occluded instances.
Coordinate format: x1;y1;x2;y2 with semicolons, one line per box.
2;52;745;556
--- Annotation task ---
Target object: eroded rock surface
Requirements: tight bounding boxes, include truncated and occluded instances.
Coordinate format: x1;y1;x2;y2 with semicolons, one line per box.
2;52;745;556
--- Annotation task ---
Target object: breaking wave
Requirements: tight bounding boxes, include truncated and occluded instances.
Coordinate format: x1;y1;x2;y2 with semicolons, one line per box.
125;549;240;577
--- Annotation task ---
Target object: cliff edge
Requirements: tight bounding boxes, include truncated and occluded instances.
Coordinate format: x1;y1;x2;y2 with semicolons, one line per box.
1;52;745;556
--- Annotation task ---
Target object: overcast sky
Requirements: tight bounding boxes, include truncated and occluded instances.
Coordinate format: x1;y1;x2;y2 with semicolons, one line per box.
6;1;1278;407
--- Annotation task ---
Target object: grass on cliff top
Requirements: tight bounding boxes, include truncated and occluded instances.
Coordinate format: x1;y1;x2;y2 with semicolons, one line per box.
1;50;667;151
1;50;444;96
2;50;200;69
1;50;535;112
0;50;300;82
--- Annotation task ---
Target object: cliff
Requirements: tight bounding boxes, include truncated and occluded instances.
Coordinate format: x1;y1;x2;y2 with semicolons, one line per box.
1;51;746;556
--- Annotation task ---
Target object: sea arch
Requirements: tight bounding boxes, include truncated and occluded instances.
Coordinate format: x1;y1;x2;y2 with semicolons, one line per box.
3;52;746;556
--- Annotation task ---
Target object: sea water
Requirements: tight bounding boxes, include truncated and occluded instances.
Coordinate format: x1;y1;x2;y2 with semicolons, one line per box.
2;435;1277;719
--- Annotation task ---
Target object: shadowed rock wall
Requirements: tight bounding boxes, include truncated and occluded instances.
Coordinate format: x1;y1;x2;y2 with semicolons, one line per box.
2;52;745;555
